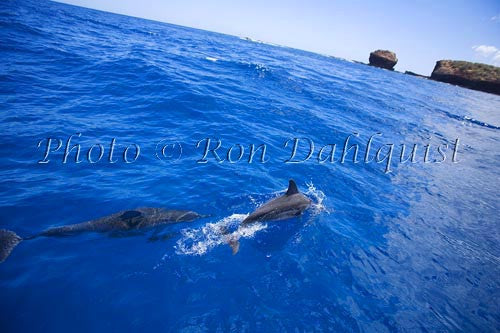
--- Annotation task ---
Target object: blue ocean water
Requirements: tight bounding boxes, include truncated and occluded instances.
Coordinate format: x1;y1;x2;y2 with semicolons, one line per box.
1;0;499;331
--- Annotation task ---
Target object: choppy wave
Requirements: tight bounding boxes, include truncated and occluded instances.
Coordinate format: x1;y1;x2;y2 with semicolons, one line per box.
204;56;218;62
463;116;499;130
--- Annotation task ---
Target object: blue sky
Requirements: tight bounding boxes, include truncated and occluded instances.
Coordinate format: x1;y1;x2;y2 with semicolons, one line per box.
58;0;500;74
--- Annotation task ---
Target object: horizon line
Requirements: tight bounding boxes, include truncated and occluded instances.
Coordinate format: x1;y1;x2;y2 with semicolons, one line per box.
50;0;497;75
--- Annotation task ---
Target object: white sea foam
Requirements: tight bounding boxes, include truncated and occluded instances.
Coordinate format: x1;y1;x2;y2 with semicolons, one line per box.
205;56;218;62
175;213;267;256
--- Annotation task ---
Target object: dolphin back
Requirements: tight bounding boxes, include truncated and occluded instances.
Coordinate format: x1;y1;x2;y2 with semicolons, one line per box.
0;229;22;263
158;209;201;223
242;179;311;224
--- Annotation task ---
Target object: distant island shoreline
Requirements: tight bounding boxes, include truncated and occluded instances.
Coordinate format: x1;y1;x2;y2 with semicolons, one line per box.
361;49;500;96
241;38;500;96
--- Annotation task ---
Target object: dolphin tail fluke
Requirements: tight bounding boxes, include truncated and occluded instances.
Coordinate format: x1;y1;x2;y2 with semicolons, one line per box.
0;229;22;264
228;238;240;255
218;225;240;255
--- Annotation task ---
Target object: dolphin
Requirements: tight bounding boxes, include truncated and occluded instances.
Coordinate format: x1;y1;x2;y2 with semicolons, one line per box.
228;180;311;254
0;207;201;263
242;180;311;225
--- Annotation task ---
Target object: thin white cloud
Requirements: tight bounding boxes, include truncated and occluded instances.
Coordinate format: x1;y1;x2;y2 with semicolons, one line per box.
472;45;500;66
472;45;498;57
493;53;500;65
491;14;500;22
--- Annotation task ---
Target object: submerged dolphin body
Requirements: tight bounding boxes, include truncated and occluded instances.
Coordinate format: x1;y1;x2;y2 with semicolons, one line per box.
0;230;22;264
37;208;200;237
229;180;312;254
0;208;201;263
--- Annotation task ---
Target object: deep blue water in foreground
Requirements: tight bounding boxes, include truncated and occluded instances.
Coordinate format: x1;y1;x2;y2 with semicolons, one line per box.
1;0;499;331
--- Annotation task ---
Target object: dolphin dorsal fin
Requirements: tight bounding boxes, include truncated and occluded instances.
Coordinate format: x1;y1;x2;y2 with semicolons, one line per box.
286;180;299;195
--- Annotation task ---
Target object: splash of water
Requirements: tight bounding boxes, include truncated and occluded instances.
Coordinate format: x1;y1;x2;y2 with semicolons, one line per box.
175;213;267;256
305;181;329;215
